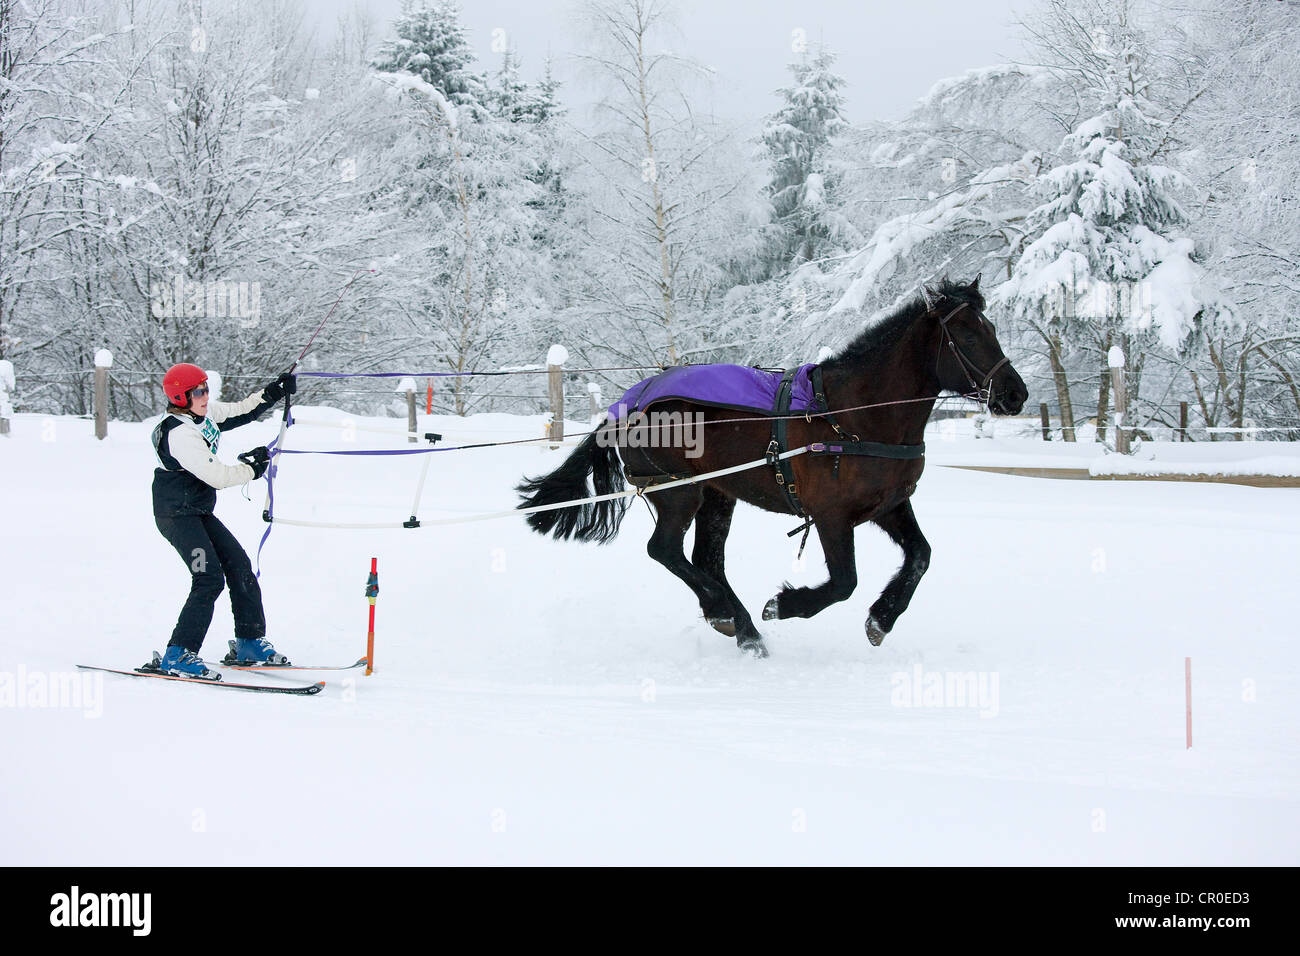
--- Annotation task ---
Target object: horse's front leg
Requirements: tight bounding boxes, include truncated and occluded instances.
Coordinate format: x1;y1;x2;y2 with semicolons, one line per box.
762;513;858;621
864;500;931;646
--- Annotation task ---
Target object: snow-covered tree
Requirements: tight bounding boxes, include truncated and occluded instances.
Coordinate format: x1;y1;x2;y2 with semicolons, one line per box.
996;0;1230;442
759;45;854;275
758;64;1055;370
489;46;532;124
373;2;569;415
0;0;134;407
572;0;747;369
1166;0;1300;438
370;0;488;118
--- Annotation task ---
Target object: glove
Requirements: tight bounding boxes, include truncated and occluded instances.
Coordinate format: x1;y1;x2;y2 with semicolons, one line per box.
262;372;297;404
238;446;271;480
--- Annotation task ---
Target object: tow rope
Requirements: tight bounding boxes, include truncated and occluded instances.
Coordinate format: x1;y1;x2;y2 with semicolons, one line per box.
253;390;292;578
253;268;371;576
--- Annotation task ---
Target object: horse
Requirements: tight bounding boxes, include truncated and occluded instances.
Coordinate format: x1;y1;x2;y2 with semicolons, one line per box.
516;276;1028;657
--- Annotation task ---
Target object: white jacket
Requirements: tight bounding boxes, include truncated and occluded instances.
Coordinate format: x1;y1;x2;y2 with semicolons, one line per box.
151;388;278;516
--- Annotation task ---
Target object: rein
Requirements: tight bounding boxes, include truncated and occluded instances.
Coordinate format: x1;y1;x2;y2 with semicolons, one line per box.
936;302;1010;403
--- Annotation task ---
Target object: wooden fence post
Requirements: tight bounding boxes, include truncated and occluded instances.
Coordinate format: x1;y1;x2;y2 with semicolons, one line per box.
0;359;13;437
1108;346;1128;454
398;376;417;443
1179;401;1189;442
1039;402;1051;441
93;349;113;440
587;382;602;423
547;344;567;447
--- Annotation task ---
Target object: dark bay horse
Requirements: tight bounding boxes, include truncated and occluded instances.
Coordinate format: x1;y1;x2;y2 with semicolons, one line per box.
516;276;1028;657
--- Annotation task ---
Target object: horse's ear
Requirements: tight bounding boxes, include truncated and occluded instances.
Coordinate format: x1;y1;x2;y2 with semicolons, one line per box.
921;285;938;311
969;273;982;291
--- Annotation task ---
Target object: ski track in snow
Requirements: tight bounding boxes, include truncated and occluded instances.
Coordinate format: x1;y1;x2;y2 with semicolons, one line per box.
2;411;1298;864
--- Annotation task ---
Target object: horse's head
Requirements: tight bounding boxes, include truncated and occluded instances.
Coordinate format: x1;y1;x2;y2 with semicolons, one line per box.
924;275;1027;416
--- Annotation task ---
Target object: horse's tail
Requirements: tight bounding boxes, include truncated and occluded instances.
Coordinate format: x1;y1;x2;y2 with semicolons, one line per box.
515;424;629;544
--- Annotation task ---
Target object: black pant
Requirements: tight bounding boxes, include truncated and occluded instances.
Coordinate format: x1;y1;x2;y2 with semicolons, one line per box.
156;514;266;653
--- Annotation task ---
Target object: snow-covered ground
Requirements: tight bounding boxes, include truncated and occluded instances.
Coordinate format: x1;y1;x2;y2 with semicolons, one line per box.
3;408;1299;864
929;414;1300;476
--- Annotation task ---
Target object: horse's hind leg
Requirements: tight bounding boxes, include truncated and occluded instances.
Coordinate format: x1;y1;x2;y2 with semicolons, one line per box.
863;500;931;646
647;486;768;658
691;487;761;645
762;510;858;621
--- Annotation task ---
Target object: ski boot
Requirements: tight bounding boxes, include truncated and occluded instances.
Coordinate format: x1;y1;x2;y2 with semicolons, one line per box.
223;638;290;667
152;646;219;680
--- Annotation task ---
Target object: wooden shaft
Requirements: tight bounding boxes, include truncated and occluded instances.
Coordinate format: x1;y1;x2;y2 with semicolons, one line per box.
366;602;375;676
94;366;109;440
547;363;564;446
1110;366;1129;454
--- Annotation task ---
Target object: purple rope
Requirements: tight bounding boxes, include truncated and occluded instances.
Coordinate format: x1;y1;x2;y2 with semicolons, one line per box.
300;371;531;379
277;446;456;456
295;367;685;379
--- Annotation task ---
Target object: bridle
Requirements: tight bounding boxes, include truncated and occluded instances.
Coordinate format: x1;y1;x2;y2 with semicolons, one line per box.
934;301;1011;404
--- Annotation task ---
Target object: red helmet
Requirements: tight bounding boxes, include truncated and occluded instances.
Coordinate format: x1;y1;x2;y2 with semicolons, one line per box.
162;363;208;407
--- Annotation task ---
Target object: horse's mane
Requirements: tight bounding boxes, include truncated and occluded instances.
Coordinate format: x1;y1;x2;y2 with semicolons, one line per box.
821;278;984;372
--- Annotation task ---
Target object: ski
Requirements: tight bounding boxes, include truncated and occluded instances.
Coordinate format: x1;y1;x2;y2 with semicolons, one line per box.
217;640;366;672
76;663;324;696
217;656;368;672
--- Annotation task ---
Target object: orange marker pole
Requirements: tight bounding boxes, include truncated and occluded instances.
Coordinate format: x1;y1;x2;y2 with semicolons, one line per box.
1185;657;1192;749
426;380;433;415
365;557;378;676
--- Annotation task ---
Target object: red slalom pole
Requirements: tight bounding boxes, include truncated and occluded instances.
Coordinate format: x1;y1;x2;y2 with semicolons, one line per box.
365;557;378;676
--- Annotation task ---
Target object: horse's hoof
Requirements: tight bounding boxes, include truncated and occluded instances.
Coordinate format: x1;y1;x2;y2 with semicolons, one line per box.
707;617;736;637
739;638;770;659
761;596;779;621
865;617;887;647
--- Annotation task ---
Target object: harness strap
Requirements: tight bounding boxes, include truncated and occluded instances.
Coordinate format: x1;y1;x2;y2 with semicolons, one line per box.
808;365;926;473
623;466;692;489
809;366;857;443
769;368;806;518
808;440;925;460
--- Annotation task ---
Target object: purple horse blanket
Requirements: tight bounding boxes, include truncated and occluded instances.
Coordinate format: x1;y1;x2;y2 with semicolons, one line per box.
607;363;818;421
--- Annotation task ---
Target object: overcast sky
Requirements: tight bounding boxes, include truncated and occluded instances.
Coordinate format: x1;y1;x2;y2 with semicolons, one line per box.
315;0;1031;126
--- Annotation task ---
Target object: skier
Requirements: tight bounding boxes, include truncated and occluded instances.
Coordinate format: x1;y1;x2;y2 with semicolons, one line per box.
150;363;296;678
